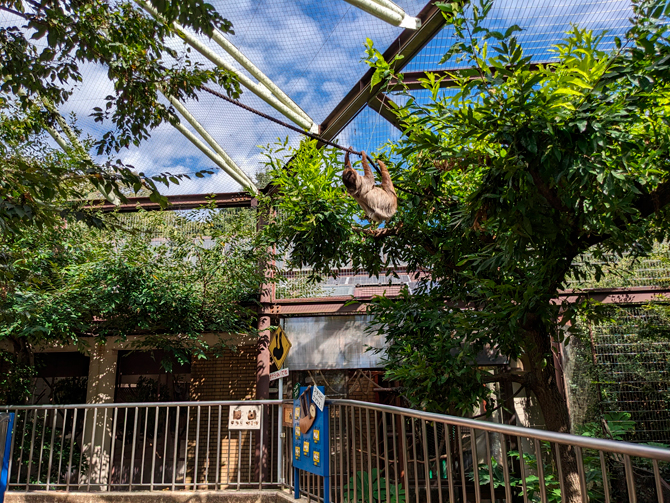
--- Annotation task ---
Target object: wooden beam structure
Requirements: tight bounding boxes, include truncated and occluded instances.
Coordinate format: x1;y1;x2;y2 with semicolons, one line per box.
85;191;255;212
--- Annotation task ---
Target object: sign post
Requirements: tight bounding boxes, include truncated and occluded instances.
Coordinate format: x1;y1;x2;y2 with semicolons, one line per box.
0;413;14;503
293;386;329;503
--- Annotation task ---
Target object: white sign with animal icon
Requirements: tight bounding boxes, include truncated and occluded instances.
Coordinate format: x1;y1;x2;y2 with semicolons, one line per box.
228;405;262;430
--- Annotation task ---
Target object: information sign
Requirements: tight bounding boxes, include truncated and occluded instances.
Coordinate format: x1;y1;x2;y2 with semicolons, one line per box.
269;326;291;369
228;405;261;430
269;367;289;382
312;385;325;411
293;386;329;502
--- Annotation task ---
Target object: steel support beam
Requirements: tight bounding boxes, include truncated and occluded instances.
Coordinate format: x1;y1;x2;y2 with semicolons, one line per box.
342;0;420;29
85;191;255;212
319;0;446;141
392;64;545;90
367;92;404;131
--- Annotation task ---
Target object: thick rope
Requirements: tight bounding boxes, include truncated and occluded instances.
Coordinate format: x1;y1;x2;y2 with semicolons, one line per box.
200;85;383;175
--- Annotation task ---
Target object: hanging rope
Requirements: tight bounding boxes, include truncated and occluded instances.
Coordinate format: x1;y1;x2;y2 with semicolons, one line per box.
200;85;384;175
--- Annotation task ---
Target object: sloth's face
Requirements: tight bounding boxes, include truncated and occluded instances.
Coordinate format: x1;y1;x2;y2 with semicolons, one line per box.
342;167;360;192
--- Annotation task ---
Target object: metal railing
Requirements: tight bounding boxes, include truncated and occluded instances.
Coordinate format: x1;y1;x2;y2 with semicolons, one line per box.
2;401;282;492
4;399;670;502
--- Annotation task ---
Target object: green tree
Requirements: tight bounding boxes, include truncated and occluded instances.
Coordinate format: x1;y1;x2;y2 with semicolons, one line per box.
0;0;241;233
262;0;670;499
0;207;267;402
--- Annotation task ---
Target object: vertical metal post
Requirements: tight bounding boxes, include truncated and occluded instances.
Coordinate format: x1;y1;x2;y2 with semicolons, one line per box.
277;382;284;485
216;405;222;490
151;405;159;491
172;406;180;491
259;404;264;490
46;409;57;490
129;407;138;490
421;419;431;503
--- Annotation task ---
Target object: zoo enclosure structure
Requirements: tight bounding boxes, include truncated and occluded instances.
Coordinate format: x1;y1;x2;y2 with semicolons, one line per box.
2;399;670;502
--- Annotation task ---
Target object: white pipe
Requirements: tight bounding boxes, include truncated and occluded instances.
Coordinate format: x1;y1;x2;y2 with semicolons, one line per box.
343;0;420;29
135;0;315;131
209;29;312;125
170;120;255;191
164;93;258;194
371;0;405;17
45;125;70;152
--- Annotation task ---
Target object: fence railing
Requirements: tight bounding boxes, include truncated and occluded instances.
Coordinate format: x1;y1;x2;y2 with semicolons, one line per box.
4;399;670;502
2;401;282;492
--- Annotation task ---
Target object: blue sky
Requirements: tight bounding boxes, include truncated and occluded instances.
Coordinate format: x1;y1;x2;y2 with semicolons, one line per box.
1;0;635;195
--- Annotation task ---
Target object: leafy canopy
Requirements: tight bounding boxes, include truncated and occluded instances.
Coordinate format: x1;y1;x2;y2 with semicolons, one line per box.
263;0;670;416
0;0;241;232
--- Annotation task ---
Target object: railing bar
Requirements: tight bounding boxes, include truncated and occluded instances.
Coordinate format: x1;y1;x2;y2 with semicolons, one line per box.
472;428;481;503
499;433;511;503
411;417;418;503
108;408;118;489
339;405;344;503
366;409;373;503
653;459;663;503
358;405;364;502
129;407;139;490
14;411;29;488
37;409;48;486
555;444;565;503
458;426;467;503
46;409;57;490
392;413;400;503
421;419;432;503
171;405;180;491
534;438;547;503
485;431;495;503
433;421;442;503
344;405;350;503
206;406;211;488
119;408;127;490
77;408;88;491
151;405;159;491
87;407;97;492
216;405;222;490
162;406;171;485
195;405;202;490
351;406;357;503
247;429;252;485
383;411;391;503
226;406;232;486
56;409;68;488
259;405;264;490
6;411;18;488
518;436;529;503
100;408;108;488
374;410;381;503
184;406;190;489
141;407;148;486
624;454;637;503
237;430;242;490
444;423;455;503
575;446;588;503
599;450;610;503
324;400;670;461
67;408;78;492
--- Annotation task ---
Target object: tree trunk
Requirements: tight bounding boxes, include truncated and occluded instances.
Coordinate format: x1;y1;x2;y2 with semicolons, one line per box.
524;322;584;503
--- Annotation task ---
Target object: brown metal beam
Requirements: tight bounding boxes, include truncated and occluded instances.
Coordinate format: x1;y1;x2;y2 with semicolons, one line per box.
393;64;545;90
319;0;447;141
368;93;404;132
266;286;670;317
84;191;255;212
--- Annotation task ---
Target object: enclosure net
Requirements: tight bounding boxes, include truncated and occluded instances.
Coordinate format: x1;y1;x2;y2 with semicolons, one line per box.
0;0;638;195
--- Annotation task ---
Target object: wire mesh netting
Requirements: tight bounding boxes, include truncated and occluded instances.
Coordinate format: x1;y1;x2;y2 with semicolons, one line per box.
0;0;645;195
589;306;670;444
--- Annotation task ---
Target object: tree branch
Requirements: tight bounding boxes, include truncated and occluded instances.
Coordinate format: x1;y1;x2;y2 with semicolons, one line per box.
352;223;403;238
529;168;572;215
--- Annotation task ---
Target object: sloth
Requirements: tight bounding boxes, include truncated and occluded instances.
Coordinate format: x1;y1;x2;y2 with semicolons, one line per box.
342;150;397;222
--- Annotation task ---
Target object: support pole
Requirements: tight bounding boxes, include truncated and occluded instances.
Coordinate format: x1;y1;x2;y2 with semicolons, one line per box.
170;120;253;190
134;0;316;131
163;93;258;194
208;30;312;125
342;0;420;29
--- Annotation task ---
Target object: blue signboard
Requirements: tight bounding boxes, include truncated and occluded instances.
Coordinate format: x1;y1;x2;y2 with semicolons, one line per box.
293;386;329;502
